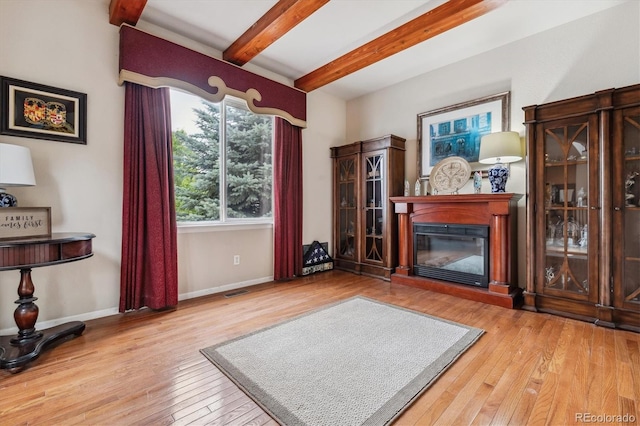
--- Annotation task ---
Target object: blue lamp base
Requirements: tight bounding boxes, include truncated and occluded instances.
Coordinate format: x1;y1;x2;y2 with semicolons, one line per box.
487;163;509;193
0;191;18;207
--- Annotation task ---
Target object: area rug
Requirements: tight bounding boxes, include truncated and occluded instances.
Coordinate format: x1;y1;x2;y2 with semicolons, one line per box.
200;296;483;426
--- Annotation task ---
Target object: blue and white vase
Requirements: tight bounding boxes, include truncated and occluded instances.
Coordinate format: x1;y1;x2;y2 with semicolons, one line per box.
487;163;509;193
473;171;482;194
0;191;18;207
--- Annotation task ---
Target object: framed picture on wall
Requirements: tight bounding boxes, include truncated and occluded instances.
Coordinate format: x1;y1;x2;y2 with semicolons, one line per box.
418;91;510;179
0;76;87;144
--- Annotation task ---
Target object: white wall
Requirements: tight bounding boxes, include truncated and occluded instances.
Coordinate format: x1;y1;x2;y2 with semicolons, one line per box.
0;0;343;331
303;90;347;252
345;0;640;288
0;0;124;331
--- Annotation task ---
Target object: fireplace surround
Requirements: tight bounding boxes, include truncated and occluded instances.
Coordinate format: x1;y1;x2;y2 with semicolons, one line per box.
390;193;522;308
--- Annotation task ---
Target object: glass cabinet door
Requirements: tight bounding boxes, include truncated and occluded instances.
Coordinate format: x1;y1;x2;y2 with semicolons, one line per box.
540;120;595;301
337;156;357;259
363;152;384;264
615;106;640;310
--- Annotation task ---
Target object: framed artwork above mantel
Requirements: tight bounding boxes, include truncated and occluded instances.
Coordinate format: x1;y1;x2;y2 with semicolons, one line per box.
418;91;510;180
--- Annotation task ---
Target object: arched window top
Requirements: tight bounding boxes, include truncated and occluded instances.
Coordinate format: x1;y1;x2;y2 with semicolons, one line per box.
118;25;307;128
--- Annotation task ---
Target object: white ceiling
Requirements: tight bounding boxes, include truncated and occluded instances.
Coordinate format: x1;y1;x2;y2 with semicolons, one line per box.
139;0;628;100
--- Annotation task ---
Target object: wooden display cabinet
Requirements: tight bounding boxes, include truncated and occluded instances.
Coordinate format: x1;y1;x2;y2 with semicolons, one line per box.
524;84;640;332
331;135;405;280
613;101;640;319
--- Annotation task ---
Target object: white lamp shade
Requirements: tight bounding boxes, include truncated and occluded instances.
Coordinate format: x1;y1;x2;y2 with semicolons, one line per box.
0;143;36;187
478;131;523;164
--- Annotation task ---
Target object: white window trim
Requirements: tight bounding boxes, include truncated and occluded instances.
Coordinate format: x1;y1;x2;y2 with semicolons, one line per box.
177;220;273;233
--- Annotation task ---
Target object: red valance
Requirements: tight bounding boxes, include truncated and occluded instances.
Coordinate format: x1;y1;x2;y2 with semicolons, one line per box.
118;25;307;128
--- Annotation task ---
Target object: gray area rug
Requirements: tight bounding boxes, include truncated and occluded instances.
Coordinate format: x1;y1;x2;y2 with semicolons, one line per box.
201;296;483;426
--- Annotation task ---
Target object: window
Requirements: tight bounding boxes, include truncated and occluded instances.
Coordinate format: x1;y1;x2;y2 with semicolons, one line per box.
170;89;273;223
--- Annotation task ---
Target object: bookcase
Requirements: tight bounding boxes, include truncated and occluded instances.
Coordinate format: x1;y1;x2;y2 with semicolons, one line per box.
331;135;405;280
523;84;640;331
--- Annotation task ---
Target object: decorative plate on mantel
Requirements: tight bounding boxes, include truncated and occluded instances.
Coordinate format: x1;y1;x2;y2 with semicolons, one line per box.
429;156;471;194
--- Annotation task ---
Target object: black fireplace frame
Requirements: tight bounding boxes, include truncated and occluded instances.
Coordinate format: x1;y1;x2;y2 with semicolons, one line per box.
413;223;490;288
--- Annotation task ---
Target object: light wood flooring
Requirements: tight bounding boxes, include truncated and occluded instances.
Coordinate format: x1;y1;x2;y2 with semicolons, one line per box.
1;270;639;425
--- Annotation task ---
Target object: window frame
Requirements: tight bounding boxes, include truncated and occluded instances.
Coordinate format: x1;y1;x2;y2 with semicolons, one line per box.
172;90;274;227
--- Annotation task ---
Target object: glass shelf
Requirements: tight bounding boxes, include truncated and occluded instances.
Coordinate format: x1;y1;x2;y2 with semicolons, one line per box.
545;245;588;256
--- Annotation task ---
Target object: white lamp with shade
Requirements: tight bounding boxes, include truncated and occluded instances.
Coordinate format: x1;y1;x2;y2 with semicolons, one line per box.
478;131;522;193
0;143;36;207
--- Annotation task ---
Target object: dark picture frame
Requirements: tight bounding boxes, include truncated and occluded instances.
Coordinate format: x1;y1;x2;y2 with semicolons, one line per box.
418;91;510;179
1;76;87;144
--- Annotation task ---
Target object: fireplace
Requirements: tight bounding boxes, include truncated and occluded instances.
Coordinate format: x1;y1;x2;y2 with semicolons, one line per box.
413;223;489;287
390;194;522;308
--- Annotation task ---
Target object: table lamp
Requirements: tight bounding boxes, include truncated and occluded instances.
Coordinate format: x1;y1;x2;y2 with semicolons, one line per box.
479;131;522;193
0;143;36;207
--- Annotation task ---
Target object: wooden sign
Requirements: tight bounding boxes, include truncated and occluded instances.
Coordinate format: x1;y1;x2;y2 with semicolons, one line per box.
0;207;51;240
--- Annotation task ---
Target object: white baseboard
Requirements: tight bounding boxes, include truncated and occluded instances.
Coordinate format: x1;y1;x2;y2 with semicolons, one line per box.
0;276;274;335
178;276;274;300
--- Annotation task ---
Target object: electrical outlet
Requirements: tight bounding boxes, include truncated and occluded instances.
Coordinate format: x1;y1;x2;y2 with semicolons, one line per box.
233;255;240;265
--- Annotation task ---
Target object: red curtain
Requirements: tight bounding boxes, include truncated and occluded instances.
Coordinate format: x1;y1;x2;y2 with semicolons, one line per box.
273;117;303;280
119;83;178;311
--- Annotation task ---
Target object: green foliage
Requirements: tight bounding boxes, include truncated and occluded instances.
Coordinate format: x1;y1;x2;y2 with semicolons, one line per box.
173;98;272;221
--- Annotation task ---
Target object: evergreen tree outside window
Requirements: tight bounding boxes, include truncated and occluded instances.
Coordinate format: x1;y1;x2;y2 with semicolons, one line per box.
171;89;273;223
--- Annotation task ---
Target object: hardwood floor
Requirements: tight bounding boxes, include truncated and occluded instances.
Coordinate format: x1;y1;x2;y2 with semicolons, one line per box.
1;270;638;425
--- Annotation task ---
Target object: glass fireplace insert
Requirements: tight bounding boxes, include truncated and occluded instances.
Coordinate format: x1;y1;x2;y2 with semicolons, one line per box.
413;223;490;287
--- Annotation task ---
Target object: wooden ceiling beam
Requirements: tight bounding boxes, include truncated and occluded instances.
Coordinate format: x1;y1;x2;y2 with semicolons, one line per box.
224;0;329;66
294;0;506;92
109;0;148;26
